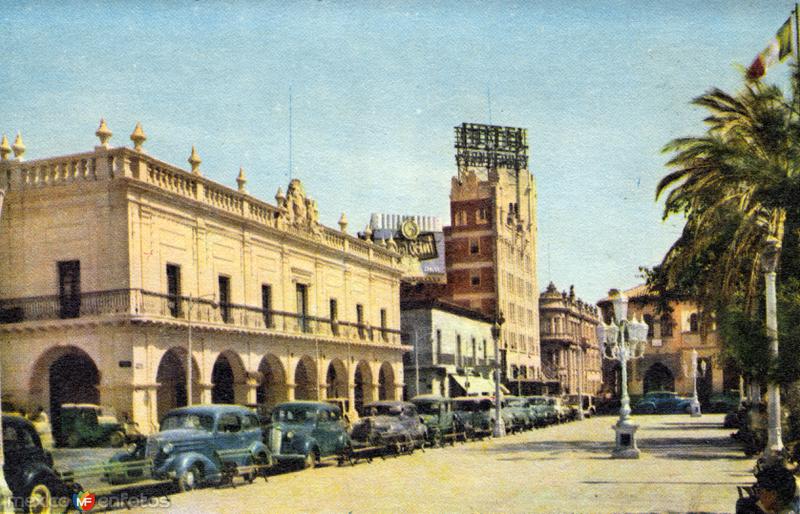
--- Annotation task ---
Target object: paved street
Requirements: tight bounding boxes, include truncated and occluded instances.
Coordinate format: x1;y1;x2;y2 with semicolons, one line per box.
108;413;755;514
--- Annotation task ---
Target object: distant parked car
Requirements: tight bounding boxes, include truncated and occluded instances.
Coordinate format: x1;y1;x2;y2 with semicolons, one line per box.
322;397;359;429
57;403;130;448
451;396;513;437
410;395;463;446
503;396;534;431
566;395;596;418
268;401;350;468
350;401;427;449
110;404;271;490
3;415;71;513
526;396;558;426
633;391;692;414
707;391;741;414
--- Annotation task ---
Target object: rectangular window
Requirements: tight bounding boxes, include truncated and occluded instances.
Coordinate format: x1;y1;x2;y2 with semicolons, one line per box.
58;260;81;319
166;264;181;317
471;272;480;287
436;329;442;364
356;304;365;339
469;238;479;254
262;284;273;328
296;284;309;333
483;338;488;361
218;275;231;323
330;298;339;336
456;335;462;367
380;308;387;341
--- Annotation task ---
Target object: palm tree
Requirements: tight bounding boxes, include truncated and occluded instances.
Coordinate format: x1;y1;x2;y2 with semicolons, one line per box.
656;71;800;316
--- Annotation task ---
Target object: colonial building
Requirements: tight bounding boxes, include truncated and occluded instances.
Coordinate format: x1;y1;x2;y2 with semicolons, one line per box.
597;284;732;403
400;298;501;399
538;283;602;396
443;123;541;393
0;122;408;434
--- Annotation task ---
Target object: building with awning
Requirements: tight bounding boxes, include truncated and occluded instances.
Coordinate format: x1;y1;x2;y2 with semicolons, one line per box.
449;374;509;397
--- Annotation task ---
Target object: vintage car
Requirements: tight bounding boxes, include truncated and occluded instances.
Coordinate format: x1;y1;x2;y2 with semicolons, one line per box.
349;401;427;449
707;391;741;414
110;404;270;491
451;396;514;437
410;395;463;446
322;397;359;429
526;396;559;426
633;391;693;414
269;401;350;468
57;403;129;448
3;415;71;513
546;397;572;423
503;396;535;431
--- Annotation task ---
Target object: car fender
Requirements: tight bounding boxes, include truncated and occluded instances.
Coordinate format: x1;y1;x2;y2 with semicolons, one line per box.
170;452;220;481
248;439;270;461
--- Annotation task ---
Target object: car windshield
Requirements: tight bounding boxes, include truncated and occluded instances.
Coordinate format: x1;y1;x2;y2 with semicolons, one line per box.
365;405;401;417
161;413;214;432
454;399;493;412
506;399;526;407
272;407;317;424
528;397;548;405
547;399;558;406
414;402;441;415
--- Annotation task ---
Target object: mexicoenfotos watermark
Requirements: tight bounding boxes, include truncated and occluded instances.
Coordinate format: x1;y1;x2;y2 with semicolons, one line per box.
12;491;171;512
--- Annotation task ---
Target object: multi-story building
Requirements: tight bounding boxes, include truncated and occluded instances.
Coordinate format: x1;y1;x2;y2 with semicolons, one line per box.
0;122;408;433
400;298;499;399
538;283;602;396
597;284;732;403
443;123;540;393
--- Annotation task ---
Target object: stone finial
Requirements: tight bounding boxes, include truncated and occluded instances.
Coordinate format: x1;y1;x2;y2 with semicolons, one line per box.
130;122;147;151
188;146;202;175
0;135;10;161
387;233;398;252
12;133;25;160
338;212;348;233
237;167;247;193
364;223;373;241
379;237;387;247
95;118;112;148
275;186;285;204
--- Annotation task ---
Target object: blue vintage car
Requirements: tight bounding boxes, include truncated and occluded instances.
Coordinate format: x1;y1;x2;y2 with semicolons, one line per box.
268;401;350;468
633;391;692;414
111;404;271;491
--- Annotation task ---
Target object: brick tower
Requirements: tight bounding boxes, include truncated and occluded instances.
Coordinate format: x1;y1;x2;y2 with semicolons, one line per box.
443;123;540;392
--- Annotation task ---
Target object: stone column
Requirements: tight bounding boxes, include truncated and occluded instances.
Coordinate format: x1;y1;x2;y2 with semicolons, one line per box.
286;382;296;401
394;383;405;402
370;383;380;402
132;384;159;435
199;383;213;404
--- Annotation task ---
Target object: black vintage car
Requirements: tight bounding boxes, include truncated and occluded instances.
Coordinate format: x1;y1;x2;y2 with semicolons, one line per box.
3;414;71;513
350;401;427;450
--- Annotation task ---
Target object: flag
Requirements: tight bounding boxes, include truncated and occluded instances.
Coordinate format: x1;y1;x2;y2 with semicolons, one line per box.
746;16;793;81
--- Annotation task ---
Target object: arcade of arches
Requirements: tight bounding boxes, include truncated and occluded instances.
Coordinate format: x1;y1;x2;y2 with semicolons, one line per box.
10;333;404;435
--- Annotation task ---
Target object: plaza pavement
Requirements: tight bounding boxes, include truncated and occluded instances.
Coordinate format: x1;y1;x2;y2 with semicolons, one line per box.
106;413;757;513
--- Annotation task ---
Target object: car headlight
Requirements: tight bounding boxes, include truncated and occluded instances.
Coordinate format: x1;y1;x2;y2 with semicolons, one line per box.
162;443;174;454
286;431;294;440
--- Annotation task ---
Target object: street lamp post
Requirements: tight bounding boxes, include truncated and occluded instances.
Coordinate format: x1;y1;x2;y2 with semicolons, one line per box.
491;312;506;438
685;349;706;418
596;292;649;459
761;236;784;458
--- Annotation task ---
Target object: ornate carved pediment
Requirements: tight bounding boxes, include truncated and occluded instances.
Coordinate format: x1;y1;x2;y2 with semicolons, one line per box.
278;179;320;233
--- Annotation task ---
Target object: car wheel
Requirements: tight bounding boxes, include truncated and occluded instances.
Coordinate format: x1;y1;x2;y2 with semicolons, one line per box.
253;452;270;478
66;432;81;448
304;449;318;469
178;464;202;492
108;430;125;448
27;482;53;514
431;430;443;448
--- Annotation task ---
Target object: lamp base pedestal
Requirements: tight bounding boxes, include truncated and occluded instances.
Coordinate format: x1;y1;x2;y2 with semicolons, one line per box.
612;421;640;459
690;399;702;418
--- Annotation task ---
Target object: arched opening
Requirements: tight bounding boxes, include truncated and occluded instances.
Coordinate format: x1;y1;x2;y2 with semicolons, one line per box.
211;351;247;404
294;356;317;400
44;348;100;445
325;359;347;399
257;354;287;408
156;348;200;422
698;357;713;405
643;362;675;393
378;362;395;400
354;361;373;414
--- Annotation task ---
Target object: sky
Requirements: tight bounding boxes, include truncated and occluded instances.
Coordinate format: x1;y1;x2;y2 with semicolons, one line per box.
0;0;796;303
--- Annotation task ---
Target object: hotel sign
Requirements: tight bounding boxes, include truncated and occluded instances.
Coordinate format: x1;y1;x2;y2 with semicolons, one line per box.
395;219;438;260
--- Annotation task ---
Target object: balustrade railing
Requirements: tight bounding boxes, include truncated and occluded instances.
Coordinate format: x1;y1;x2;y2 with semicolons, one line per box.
0;289;401;344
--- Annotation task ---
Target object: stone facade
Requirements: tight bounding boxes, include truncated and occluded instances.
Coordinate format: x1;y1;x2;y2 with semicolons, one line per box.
538;283;603;396
597;284;730;402
443;123;540;392
400;299;497;399
0;122;408;434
